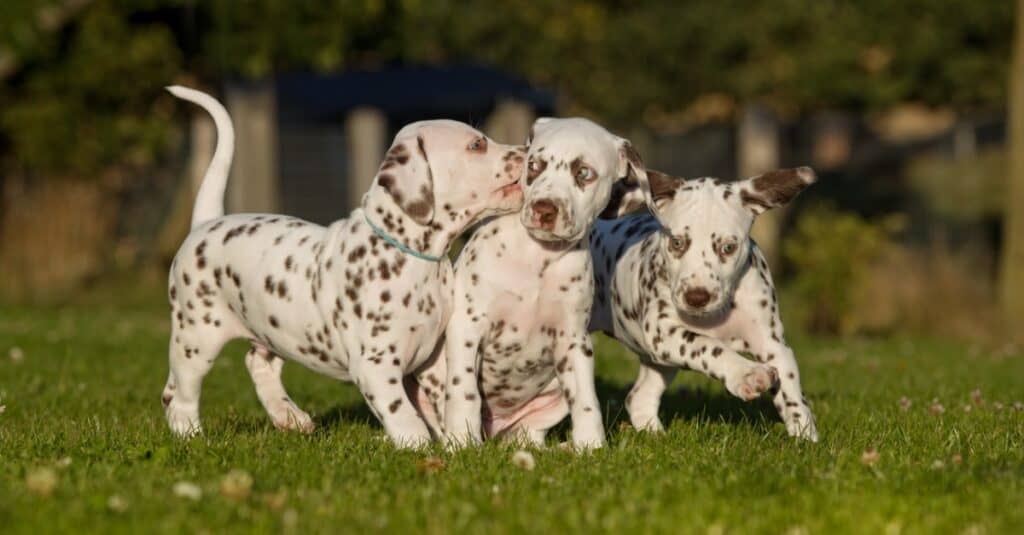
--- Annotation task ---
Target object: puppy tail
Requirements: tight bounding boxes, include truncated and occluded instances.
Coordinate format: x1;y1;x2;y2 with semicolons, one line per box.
166;85;235;230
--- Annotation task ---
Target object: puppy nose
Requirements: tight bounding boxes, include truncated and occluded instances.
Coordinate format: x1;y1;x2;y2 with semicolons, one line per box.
531;199;559;229
684;288;712;308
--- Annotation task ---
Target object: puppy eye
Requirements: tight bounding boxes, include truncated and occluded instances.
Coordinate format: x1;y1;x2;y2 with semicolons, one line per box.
720;242;737;255
574;166;594;182
669;236;688;251
529;159;544;173
467;137;488;152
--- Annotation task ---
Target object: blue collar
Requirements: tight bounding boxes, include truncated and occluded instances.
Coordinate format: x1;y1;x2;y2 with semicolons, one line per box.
364;214;445;262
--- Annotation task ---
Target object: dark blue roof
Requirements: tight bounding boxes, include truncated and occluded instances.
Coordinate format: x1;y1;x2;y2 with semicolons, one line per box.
266;65;555;123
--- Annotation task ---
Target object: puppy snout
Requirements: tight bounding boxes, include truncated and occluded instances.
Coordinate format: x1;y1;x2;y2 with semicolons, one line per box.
683;287;712;308
530;200;559;230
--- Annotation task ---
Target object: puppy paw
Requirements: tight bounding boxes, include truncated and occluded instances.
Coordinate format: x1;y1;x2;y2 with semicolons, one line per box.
268;403;315;433
727;364;778;401
166;409;202;438
785;407;819;442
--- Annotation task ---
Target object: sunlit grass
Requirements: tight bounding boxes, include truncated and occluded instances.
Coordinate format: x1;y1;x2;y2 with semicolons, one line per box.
1;290;1022;533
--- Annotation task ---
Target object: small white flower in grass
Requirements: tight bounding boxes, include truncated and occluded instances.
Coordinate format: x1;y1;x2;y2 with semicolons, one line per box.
951;453;963;465
9;347;24;363
173;481;203;501
0;404;6;414
929;401;945;415
899;396;912;411
511;450;536;471
970;389;984;406
55;457;72;469
993;401;1005;410
107;495;128;513
963;404;972;413
1014;401;1024;412
930;459;945;470
26;467;58;497
220;469;254;501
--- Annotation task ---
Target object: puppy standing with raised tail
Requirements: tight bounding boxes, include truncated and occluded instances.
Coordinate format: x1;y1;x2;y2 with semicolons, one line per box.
590;167;820;441
161;87;525;447
441;118;648;449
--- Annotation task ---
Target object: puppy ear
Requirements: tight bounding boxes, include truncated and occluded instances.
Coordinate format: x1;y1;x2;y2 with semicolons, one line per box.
526;117;554;145
737;166;817;215
375;134;435;225
600;140;650;219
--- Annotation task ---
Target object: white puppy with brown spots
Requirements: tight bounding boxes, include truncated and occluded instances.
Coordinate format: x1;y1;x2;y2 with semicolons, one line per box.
161;86;524;447
589;167;819;441
441;118;648;449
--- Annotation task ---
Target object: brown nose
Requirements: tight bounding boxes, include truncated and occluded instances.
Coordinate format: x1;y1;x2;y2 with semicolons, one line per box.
531;200;559;229
684;288;712;308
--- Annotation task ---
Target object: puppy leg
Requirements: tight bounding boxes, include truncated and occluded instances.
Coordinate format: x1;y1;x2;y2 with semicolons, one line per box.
163;324;230;437
443;313;489;448
757;341;818;442
244;344;315;433
554;332;605;449
354;370;432;449
626;362;678;432
653;331;778;401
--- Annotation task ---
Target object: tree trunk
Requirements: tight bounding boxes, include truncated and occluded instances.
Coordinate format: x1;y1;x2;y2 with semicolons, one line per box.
1001;0;1024;336
738;104;783;268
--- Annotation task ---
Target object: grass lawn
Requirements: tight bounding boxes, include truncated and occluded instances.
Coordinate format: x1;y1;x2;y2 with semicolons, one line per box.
1;283;1022;534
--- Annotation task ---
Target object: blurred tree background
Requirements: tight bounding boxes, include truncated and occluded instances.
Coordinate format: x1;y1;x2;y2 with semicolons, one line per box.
0;0;1019;340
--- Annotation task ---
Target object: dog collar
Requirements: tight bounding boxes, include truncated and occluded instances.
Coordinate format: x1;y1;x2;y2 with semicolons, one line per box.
364;214;445;262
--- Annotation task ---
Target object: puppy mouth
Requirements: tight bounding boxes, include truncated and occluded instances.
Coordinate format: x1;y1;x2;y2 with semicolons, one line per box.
522;224;583;245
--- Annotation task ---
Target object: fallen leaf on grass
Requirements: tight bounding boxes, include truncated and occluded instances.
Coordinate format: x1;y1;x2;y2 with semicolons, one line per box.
26;467;58;497
861;448;880;467
220;469;253;501
417;456;445;475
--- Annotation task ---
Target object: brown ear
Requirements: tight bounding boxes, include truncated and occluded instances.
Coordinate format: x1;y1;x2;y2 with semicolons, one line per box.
738;166;817;215
646;170;684;211
375;135;435;225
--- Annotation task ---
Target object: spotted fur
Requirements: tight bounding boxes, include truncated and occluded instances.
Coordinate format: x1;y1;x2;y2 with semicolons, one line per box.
589;167;819;441
162;87;525;448
441;117;648;450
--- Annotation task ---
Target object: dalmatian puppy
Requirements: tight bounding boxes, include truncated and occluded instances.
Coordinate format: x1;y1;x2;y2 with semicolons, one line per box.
589;167;819;441
441;117;647;449
161;86;525;447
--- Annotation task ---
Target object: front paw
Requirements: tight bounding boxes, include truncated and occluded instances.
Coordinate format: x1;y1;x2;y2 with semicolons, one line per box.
571;430;606;451
784;407;819;442
726;364;779;401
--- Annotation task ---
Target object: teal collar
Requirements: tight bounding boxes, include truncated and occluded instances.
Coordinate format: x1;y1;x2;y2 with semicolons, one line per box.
364;214;445;262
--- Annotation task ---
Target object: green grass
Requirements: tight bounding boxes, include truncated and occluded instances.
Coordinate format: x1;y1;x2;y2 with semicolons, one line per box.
1;285;1023;534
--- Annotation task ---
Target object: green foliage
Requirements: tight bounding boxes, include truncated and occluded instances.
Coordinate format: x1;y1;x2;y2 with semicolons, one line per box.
1;0;181;177
0;0;1014;175
783;203;903;335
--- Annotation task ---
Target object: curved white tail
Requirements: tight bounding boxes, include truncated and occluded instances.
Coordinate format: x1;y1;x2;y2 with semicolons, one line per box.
166;85;235;230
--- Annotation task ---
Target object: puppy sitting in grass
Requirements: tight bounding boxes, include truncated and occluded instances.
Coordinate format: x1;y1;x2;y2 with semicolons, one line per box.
589;167;819;441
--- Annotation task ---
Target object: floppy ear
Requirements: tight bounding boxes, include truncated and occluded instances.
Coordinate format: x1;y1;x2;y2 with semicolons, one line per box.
737;166;817;215
526;117;554;145
600;140;653;219
374;134;435;225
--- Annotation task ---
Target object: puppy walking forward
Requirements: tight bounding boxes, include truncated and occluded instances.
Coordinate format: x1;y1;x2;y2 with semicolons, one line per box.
590;168;819;441
162;86;524;447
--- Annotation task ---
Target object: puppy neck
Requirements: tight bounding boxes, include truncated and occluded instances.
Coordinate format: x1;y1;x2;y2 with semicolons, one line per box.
362;194;457;261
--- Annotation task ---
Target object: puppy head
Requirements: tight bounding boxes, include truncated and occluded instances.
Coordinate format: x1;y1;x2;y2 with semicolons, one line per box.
520;117;646;243
636;167;816;318
368;119;525;227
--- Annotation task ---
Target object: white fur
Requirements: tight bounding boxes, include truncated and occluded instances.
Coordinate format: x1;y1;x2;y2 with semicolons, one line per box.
162;87;525;448
440;118;647;450
589;168;820;441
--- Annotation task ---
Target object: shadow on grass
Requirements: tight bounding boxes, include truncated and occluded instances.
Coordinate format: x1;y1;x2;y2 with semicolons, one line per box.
310;376;780;439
